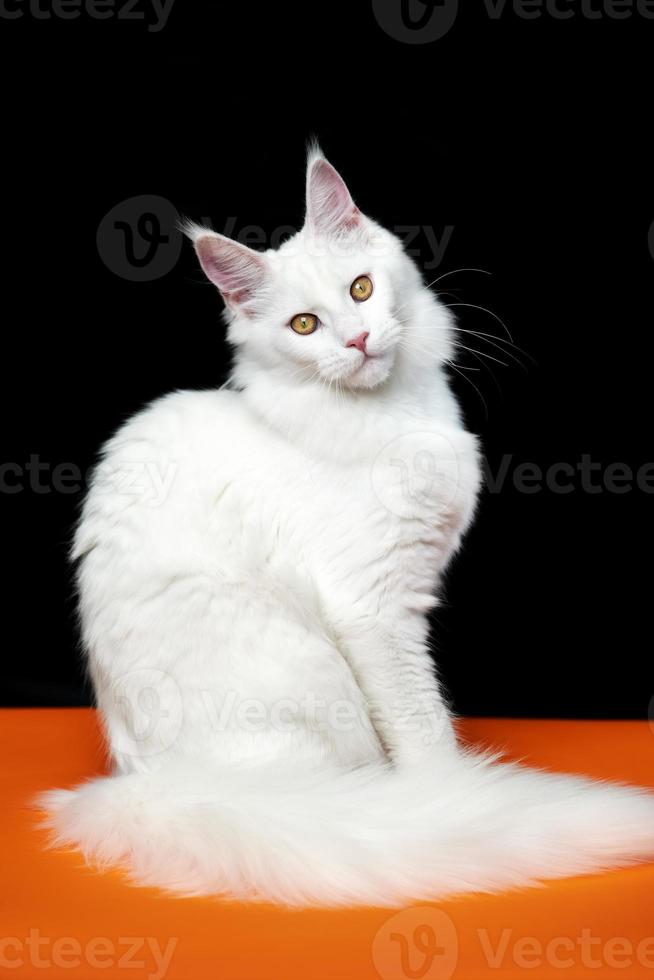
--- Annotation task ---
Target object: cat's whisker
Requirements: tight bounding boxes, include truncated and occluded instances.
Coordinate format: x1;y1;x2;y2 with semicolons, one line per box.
395;314;528;368
451;340;509;369
447;361;489;420
445;302;514;343
455;327;534;368
448;362;481;372
432;290;463;304
451;338;510;397
431;267;492;286
397;340;440;362
397;337;436;355
461;346;504;397
336;377;347;412
391;269;491;320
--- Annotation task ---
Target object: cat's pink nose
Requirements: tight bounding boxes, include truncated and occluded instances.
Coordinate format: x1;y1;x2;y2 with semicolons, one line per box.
346;331;369;354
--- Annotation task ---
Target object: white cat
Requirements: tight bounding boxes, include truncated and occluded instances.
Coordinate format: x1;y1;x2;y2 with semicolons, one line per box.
38;148;654;907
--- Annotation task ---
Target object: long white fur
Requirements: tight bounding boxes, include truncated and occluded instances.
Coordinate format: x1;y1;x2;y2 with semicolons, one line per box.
38;148;654;907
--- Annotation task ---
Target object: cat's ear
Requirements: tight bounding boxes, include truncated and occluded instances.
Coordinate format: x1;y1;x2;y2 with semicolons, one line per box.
305;148;362;237
187;226;268;313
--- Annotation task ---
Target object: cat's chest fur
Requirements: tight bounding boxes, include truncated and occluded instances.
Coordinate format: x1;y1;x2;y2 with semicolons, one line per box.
188;390;480;623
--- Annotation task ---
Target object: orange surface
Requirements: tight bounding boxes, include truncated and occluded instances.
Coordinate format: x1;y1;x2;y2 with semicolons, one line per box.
2;709;654;979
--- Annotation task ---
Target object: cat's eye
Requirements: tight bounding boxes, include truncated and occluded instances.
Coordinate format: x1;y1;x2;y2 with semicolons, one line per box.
350;275;373;302
290;313;318;335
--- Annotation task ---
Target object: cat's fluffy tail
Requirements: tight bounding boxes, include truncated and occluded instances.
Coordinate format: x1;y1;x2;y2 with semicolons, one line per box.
37;750;654;907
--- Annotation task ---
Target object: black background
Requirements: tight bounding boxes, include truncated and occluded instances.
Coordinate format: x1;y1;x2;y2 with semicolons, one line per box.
1;0;652;717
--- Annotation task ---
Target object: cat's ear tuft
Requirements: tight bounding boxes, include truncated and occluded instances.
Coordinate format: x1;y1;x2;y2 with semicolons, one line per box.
184;223;268;314
305;148;362;237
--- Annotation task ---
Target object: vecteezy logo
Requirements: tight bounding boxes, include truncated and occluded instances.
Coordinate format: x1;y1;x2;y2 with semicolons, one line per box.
96;194;182;281
372;907;459;980
371;430;461;519
111;668;183;757
372;0;458;43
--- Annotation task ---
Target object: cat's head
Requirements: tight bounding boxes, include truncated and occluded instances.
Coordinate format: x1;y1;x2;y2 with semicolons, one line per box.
187;147;452;392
